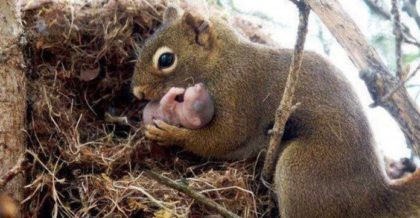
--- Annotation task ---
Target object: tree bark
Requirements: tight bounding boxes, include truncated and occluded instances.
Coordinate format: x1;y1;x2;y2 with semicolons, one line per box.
304;0;420;155
0;0;27;204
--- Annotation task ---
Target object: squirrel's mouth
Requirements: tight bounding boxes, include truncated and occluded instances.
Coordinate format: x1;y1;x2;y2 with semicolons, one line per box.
133;84;168;101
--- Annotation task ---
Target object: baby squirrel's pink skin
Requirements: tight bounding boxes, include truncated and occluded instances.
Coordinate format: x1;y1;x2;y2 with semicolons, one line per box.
142;83;214;129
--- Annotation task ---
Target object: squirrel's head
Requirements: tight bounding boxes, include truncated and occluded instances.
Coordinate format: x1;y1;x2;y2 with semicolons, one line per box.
132;5;218;101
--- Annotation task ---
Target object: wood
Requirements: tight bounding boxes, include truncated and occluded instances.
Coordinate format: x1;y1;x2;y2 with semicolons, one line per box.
402;0;420;29
144;170;241;218
304;0;420;155
363;0;420;47
262;1;310;183
391;0;403;79
0;156;25;189
0;0;27;204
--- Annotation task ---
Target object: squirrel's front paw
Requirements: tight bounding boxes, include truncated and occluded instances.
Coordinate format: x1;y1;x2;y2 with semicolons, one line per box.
145;119;188;146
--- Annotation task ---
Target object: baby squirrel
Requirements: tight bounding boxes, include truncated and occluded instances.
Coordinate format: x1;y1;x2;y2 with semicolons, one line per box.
142;83;214;129
132;5;420;217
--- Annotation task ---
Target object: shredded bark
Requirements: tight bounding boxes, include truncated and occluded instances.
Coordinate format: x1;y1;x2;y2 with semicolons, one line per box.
21;0;273;217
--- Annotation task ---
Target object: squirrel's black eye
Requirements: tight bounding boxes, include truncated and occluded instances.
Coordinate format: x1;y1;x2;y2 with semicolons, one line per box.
158;52;175;69
153;46;177;74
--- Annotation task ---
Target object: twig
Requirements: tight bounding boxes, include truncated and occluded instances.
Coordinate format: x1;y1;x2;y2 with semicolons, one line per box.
402;0;420;28
143;170;241;218
416;89;420;101
261;1;310;183
305;0;420;155
406;84;420;88
392;0;404;79
0;156;26;190
290;0;300;5
363;0;420;47
363;0;391;19
371;63;420;107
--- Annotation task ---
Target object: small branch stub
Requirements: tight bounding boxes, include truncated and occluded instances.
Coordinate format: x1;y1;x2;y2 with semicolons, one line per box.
0;156;26;190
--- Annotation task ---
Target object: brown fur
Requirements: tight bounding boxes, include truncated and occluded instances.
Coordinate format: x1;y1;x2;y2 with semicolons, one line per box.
132;6;420;217
0;193;19;218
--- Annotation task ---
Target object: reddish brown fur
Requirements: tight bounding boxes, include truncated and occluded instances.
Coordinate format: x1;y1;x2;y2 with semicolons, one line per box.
132;6;420;217
0;193;19;218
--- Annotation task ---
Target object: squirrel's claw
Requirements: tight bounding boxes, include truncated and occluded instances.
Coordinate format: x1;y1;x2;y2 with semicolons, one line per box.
145;120;187;145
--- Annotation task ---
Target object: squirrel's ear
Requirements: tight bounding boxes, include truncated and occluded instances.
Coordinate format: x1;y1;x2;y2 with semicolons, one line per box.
163;5;182;24
183;11;211;48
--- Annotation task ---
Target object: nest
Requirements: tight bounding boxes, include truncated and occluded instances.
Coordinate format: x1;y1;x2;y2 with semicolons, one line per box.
21;0;273;217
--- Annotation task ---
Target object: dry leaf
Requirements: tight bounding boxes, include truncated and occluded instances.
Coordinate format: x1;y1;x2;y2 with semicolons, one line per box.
79;64;100;81
153;209;174;218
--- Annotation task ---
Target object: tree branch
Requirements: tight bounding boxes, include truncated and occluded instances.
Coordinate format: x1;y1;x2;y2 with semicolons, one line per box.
402;0;420;28
261;1;310;183
0;156;26;189
392;0;404;79
363;0;391;19
363;0;420;47
144;170;241;218
373;63;420;106
0;0;27;203
304;0;420;155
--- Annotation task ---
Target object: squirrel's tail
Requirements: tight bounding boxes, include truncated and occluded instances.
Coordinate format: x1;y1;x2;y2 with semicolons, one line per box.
389;169;420;216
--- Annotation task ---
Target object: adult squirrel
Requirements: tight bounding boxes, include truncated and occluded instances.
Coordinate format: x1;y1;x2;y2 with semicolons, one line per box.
131;5;420;217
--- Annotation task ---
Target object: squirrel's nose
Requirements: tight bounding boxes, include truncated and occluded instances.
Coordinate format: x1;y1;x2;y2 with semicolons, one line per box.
132;86;145;100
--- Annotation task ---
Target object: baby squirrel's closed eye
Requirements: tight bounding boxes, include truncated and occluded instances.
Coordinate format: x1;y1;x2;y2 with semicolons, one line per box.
193;101;205;112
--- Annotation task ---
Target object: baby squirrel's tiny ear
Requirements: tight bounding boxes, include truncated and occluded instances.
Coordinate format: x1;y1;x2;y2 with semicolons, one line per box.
163;5;182;24
183;11;211;48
